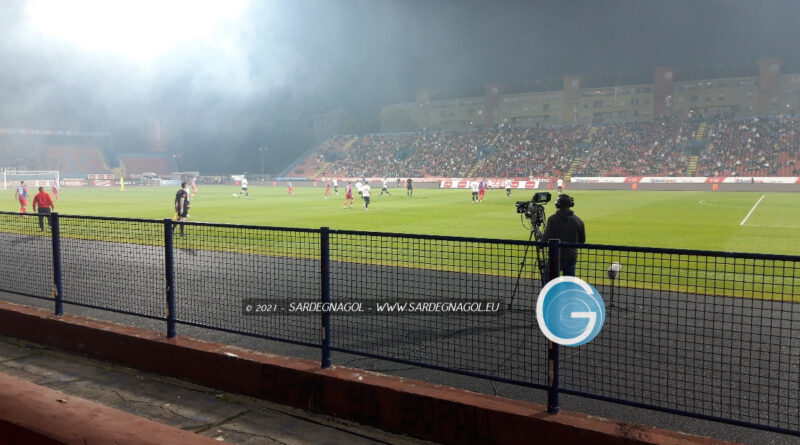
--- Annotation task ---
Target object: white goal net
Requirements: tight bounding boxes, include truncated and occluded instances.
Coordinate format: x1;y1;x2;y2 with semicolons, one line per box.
1;170;60;190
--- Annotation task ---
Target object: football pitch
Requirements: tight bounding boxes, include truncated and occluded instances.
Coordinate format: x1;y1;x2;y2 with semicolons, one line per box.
3;185;800;255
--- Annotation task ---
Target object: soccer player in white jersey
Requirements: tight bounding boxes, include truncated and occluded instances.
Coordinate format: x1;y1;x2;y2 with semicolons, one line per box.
503;179;512;198
240;177;249;197
362;183;371;210
380;178;391;197
470;180;480;203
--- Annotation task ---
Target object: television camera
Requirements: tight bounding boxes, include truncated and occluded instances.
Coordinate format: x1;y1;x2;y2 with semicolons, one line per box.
515;192;551;239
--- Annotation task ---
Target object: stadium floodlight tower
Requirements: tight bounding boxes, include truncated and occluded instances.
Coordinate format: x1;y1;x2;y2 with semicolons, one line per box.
259;147;268;177
1;170;60;190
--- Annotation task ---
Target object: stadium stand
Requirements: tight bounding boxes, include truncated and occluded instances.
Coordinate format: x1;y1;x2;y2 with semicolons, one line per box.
45;146;110;175
285;136;354;178
301;115;800;179
697;115;800;177
118;153;175;177
0;139;45;171
406;128;496;176
478;125;586;178
573;117;692;176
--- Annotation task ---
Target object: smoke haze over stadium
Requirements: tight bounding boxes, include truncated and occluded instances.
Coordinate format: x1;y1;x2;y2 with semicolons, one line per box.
0;0;798;174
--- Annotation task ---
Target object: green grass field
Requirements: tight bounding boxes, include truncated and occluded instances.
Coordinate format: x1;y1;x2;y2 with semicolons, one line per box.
3;185;800;255
3;184;800;301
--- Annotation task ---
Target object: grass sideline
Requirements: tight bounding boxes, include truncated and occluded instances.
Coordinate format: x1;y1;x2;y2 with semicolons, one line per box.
2;185;800;301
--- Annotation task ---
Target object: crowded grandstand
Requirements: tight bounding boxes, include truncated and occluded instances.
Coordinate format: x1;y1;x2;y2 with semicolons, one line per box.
285;113;800;181
4;113;799;184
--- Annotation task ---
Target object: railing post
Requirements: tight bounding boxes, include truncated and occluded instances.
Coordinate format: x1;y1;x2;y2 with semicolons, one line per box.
547;238;561;414
320;226;331;368
50;212;63;316
164;219;176;338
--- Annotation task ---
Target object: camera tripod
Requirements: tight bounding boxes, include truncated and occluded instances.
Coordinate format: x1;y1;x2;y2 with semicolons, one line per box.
507;216;547;309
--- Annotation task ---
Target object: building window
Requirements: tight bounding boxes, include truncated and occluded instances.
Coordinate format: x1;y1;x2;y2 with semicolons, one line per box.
542;104;551;111
690;94;698;102
630;97;640;106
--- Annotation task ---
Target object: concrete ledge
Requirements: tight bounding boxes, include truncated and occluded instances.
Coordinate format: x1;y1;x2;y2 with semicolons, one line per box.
0;300;735;445
0;372;221;445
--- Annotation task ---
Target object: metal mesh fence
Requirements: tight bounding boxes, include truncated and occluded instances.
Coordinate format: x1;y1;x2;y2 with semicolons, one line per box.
328;230;549;387
564;244;800;432
0;211;53;299
170;222;320;346
2;211;800;435
58;215;165;318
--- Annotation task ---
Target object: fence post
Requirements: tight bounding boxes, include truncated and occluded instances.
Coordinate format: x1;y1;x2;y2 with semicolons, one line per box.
50;212;63;316
320;226;332;368
164;219;176;338
546;238;561;414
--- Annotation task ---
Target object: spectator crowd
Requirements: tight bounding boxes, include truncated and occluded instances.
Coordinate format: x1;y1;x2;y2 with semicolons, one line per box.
5;115;800;180
308;115;800;179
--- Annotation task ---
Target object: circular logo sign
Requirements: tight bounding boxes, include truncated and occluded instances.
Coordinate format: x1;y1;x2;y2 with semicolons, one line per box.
536;276;605;346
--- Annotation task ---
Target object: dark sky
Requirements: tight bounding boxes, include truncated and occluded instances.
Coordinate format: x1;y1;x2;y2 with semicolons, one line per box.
0;0;798;174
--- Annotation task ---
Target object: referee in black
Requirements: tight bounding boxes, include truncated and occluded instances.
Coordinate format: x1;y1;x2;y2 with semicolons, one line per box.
174;182;190;236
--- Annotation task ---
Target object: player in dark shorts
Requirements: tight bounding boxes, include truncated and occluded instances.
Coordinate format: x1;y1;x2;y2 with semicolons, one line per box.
174;182;190;236
380;178;391;197
406;178;413;197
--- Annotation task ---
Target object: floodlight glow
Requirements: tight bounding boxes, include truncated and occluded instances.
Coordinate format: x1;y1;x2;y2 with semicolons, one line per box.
26;0;249;62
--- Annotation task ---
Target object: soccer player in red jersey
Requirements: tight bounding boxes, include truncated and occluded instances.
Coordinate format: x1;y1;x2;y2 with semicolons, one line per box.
32;186;54;231
478;179;487;202
343;182;354;208
324;180;331;198
51;179;60;201
14;181;28;213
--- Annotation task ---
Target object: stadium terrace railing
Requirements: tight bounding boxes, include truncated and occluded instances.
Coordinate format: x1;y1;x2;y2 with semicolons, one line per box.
1;210;799;437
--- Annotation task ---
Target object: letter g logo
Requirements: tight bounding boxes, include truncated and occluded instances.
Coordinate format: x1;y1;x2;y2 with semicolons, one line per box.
536;276;605;346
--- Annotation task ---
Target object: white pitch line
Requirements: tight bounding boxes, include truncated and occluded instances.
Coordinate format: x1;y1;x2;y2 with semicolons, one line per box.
740;195;766;226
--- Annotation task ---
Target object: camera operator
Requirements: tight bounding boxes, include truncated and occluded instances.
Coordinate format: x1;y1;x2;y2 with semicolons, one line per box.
542;194;585;276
